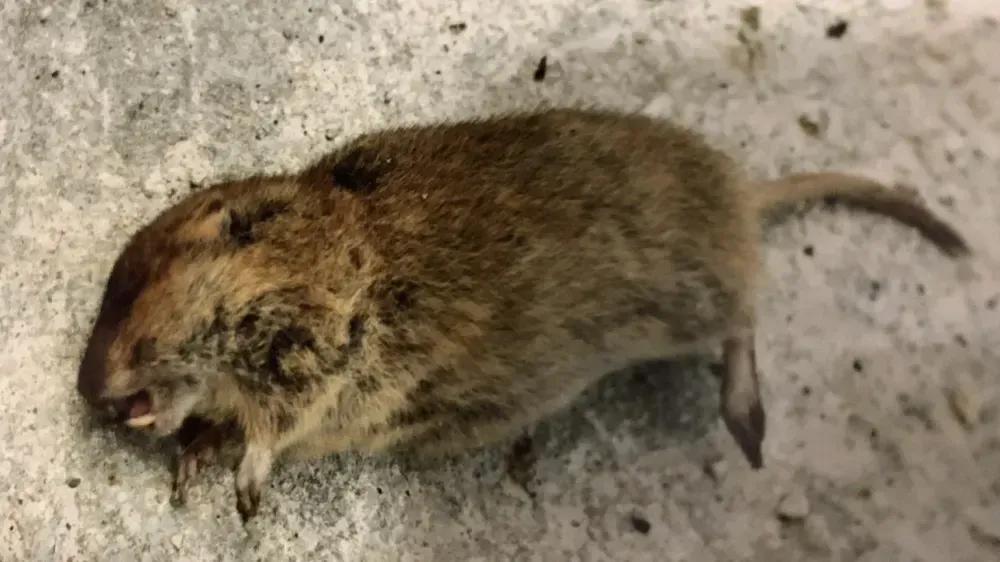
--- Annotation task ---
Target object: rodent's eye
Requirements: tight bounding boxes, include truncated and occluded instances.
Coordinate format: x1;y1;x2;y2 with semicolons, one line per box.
129;336;157;368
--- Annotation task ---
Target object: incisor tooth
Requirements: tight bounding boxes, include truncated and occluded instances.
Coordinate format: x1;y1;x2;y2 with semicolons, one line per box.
125;414;156;428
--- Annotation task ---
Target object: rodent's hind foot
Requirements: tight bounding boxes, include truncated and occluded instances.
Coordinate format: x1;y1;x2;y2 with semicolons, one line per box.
722;395;765;469
235;442;274;524
170;418;237;508
719;331;766;470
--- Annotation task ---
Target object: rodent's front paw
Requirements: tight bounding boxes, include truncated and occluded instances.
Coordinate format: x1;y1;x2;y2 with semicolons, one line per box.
235;481;262;523
234;442;274;524
170;419;236;508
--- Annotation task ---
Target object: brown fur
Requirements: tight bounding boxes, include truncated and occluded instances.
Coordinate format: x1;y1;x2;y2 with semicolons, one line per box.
76;108;970;521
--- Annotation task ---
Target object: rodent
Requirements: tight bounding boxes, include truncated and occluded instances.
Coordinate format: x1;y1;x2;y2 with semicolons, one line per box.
75;107;970;522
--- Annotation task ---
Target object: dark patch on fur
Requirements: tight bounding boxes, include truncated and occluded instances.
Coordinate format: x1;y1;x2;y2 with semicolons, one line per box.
174;416;215;449
498;232;526;248
204;200;224;215
399;399;516;449
128;337;157;368
331;147;382;194
176;307;233;364
356;375;381;394
346;315;365;353
348;248;363;269
413;379;437;396
228;213;255;245
273;406;297;433
374;279;418;325
227;201;289;245
236;313;260;338
206;305;229;349
265;326;316;390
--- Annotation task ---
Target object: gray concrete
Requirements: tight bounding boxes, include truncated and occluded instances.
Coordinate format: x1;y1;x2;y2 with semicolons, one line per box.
2;0;999;560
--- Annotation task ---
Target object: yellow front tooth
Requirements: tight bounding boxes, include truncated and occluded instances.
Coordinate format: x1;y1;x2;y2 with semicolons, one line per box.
125;414;156;428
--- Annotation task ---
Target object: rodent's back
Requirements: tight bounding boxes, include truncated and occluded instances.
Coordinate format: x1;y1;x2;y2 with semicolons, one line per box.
285;109;759;451
305;108;753;347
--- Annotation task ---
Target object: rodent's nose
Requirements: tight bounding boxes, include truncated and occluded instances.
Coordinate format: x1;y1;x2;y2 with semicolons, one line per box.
76;329;111;407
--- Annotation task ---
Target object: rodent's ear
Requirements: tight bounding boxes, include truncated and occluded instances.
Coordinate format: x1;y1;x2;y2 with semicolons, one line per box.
175;200;230;243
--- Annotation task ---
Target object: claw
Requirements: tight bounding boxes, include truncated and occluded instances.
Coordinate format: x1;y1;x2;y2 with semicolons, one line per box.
234;442;273;523
236;484;261;523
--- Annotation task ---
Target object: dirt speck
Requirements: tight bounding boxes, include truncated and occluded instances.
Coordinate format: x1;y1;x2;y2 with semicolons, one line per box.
533;56;548;82
797;114;823;137
740;6;761;31
777;490;810;521
629;514;651;534
868;281;881;301
448;22;467;33
826;20;849;39
66;477;81;488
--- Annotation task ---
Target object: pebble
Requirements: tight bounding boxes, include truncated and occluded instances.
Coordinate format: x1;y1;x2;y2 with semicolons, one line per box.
947;387;973;427
777;490;810;521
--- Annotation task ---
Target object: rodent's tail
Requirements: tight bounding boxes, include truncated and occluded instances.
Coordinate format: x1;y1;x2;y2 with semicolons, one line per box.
747;172;970;257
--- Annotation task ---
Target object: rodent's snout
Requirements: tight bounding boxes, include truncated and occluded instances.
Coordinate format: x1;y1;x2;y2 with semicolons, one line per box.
76;327;113;409
77;330;155;425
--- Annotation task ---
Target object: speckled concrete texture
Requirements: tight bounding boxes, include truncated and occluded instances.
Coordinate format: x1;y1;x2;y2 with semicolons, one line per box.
2;0;1000;560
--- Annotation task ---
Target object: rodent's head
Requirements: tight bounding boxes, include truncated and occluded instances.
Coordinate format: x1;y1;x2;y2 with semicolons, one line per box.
77;177;308;436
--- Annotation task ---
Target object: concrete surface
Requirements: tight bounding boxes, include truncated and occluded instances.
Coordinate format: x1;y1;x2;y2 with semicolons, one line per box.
2;0;999;560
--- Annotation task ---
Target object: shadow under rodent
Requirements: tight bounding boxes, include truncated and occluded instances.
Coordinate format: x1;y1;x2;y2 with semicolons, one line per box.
74;107;970;523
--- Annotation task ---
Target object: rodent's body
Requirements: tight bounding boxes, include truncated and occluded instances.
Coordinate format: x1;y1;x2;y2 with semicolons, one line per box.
76;108;969;521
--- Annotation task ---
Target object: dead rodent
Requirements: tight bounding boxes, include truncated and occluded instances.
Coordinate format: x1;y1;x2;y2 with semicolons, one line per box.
75;107;970;522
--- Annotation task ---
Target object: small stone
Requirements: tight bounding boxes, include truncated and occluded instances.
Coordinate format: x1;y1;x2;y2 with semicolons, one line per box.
171;533;184;550
66;477;81;489
533;56;548;82
966;506;1000;544
777;490;810;521
826;20;849;39
704;459;728;482
629;514;651;534
499;474;533;504
946;383;979;428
